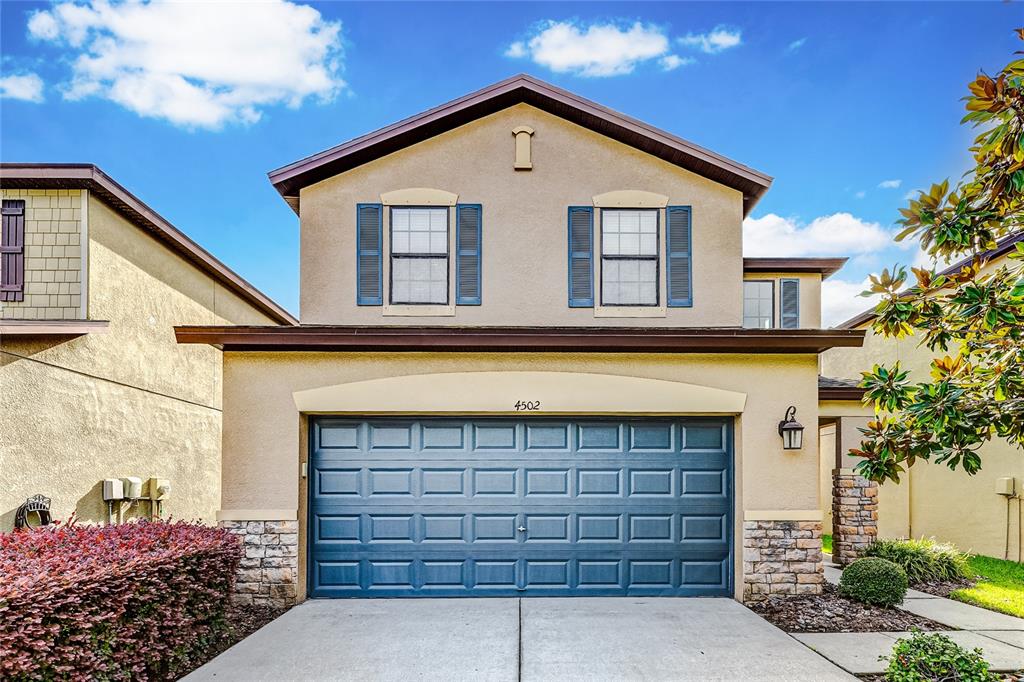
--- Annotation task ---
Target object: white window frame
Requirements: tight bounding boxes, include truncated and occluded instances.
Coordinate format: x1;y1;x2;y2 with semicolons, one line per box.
743;280;775;329
388;206;450;306
599;208;660;307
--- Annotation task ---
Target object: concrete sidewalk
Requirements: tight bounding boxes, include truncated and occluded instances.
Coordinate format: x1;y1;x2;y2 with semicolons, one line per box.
793;560;1024;674
186;597;855;681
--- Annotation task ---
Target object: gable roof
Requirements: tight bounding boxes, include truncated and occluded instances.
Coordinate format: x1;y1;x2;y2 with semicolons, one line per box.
837;232;1024;329
268;74;773;216
0;163;297;325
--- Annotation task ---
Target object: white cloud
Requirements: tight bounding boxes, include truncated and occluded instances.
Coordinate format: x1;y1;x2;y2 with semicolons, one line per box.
787;38;807;52
878;179;902;189
505;20;678;77
854;190;866;199
903;189;919;201
658;54;694;72
505;41;527;58
0;73;45;102
822;277;880;327
743;212;895;258
26;0;344;129
678;26;742;54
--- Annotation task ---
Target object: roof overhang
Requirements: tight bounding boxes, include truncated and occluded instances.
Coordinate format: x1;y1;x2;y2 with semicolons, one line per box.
0;163;297;326
0;319;110;336
837;232;1024;329
818;386;866;401
268;74;772;216
743;258;848;280
174;325;865;353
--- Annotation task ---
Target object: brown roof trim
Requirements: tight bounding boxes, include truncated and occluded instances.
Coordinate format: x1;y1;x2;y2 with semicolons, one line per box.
819;386;866;401
0;319;110;336
174;325;864;353
268;74;772;216
837;232;1024;329
818;376;866;401
743;258;848;279
0;163;298;326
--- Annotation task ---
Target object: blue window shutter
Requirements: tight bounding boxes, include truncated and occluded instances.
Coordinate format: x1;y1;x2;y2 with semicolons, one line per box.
567;206;594;307
455;204;482;305
666;206;692;307
780;278;800;329
356;203;382;305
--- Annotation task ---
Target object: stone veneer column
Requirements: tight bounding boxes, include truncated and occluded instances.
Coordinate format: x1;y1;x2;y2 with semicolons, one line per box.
220;520;299;608
831;469;878;566
742;520;824;602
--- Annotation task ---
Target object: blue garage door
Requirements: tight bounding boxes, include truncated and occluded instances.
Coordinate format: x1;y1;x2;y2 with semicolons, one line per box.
308;418;733;597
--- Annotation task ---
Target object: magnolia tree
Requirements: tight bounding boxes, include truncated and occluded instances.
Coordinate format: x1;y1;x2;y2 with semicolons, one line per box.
853;30;1024;483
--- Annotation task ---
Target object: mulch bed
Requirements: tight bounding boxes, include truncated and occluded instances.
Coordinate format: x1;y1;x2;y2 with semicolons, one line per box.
910;577;974;598
174;604;290;679
749;584;946;633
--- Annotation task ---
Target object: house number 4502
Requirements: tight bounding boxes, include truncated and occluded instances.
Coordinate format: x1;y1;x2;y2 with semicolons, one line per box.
514;400;541;411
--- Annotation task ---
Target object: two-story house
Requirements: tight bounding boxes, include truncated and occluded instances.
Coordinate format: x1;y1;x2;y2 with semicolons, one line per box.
0;164;296;530
176;75;864;607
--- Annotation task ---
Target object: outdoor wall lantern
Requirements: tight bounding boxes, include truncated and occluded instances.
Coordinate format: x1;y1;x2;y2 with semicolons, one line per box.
778;406;804;450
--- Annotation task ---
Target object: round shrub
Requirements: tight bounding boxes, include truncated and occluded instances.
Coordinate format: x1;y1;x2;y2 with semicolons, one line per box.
840;557;908;607
864;538;970;584
885;630;997;682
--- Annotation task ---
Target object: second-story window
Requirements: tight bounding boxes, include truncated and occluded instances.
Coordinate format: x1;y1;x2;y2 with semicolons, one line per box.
743;280;775;328
601;209;658;306
390;207;448;304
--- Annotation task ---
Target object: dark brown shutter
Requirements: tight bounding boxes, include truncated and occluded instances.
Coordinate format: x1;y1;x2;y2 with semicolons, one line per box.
666;206;692;307
568;206;593;307
356;203;382;305
780;278;800;329
1;200;26;303
456;204;482;305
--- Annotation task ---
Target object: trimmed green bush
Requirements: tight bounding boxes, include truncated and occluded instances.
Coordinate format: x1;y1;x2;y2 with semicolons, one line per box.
840;557;908;607
864;538;970;584
885;630;997;682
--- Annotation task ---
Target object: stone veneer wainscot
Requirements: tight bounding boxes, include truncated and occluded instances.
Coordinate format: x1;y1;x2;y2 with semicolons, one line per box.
220;520;299;608
742;520;825;602
831;469;878;566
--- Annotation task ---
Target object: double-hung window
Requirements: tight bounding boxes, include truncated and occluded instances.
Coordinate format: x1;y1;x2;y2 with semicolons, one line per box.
601;209;658;306
743;280;775;328
390;207;448;304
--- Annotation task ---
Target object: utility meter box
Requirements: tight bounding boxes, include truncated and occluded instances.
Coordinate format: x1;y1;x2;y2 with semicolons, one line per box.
102;478;124;501
996;477;1016;497
121;476;143;499
147;478;171;500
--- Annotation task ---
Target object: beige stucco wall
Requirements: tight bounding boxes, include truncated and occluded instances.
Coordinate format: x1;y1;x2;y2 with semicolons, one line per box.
821;326;1024;558
0;193;279;530
220;351;822;600
742;272;822;329
0;189;83;319
299;103;745;326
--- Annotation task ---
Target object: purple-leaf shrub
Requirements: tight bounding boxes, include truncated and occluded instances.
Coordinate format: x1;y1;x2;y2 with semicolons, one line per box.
0;520;241;681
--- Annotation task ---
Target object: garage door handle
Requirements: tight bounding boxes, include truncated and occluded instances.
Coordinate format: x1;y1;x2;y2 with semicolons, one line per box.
517;526;526;533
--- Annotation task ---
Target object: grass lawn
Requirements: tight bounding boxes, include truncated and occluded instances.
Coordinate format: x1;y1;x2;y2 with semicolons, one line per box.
951;555;1024;618
822;534;832;554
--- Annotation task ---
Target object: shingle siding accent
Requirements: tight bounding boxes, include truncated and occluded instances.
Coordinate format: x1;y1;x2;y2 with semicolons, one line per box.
0;189;82;320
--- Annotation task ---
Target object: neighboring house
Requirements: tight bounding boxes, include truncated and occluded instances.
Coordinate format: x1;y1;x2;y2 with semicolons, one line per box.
0;164;297;531
820;233;1024;560
174;74;865;607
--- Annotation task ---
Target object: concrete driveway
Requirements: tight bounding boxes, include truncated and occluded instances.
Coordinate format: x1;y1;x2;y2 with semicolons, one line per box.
186;598;853;681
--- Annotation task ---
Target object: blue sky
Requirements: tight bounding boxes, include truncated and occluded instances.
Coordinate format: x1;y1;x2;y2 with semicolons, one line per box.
0;1;1016;324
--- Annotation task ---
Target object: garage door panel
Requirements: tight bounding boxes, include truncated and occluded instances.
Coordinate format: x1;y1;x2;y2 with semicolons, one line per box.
315;466;728;501
309;417;732;598
310;556;730;598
